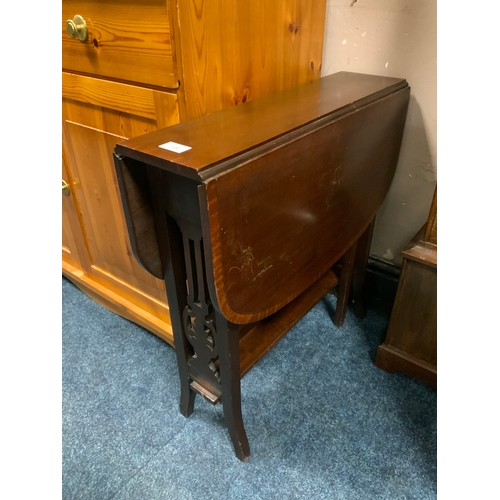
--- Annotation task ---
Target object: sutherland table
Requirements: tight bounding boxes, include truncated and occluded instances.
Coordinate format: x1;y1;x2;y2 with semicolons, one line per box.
113;72;410;461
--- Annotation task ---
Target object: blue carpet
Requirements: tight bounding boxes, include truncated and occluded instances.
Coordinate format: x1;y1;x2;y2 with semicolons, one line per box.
62;276;436;499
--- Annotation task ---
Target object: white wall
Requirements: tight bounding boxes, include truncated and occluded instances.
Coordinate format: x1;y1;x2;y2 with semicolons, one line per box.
322;0;437;265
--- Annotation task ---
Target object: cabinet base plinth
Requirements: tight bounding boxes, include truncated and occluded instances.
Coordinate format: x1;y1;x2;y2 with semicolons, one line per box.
63;262;174;346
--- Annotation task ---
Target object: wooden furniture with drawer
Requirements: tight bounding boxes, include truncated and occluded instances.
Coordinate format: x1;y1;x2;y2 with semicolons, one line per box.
62;0;327;345
375;188;437;388
114;72;410;460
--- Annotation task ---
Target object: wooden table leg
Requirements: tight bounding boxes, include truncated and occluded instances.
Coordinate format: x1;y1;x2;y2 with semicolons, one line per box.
157;215;197;417
334;218;375;327
158;208;250;461
216;312;251;462
351;217;375;319
334;241;358;328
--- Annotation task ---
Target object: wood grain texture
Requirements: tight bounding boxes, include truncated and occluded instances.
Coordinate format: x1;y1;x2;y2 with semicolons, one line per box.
63;121;167;300
203;86;410;323
62;84;180;330
174;0;326;119
113;72;411;460
115;72;408;178
375;249;437;388
384;257;437;362
63;73;179;123
62;153;91;270
152;90;181;128
62;0;329;350
375;344;436;389
401;226;437;268
62;0;178;88
114;73;409;325
375;194;437;389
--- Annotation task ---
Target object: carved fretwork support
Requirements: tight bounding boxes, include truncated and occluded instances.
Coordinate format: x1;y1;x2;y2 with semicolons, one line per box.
172;215;249;459
177;219;222;404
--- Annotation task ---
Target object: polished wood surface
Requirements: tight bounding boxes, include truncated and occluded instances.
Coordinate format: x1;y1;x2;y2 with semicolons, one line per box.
375;189;437;389
375;242;437;388
62;73;180;124
118;72;408;177
115;73;409;324
203;84;409;323
62;1;328;345
174;0;326;120
62;76;175;342
115;72;410;460
62;0;177;88
62;156;90;270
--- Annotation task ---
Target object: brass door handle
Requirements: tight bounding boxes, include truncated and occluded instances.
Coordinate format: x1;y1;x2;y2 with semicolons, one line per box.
62;180;70;196
66;15;88;42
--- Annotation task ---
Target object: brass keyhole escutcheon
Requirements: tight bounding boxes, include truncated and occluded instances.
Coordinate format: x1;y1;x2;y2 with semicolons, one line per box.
62;180;71;196
66;15;88;42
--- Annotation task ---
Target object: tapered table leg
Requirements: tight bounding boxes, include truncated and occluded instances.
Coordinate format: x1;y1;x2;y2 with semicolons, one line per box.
157;215;197;417
334;241;358;328
215;311;250;462
351;218;375;319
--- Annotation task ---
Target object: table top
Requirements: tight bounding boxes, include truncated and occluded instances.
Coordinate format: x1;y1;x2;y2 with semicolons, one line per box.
115;72;407;180
115;71;410;324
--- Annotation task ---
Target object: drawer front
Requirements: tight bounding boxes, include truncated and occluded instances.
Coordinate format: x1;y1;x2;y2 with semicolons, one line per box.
62;0;178;88
62;72;180;129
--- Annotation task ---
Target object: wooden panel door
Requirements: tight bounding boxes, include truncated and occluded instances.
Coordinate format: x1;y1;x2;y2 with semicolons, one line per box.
62;153;90;271
62;74;180;343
